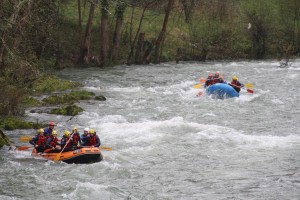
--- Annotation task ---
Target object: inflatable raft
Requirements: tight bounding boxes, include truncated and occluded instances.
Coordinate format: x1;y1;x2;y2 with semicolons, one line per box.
206;83;239;99
32;147;103;164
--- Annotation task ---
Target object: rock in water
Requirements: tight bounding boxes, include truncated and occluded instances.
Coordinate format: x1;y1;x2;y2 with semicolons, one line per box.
0;130;11;148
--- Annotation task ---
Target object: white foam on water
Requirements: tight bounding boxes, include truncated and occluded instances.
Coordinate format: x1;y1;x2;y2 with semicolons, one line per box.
78;116;300;154
108;86;142;92
0;195;21;200
81;86;102;92
271;98;284;104
63;182;111;200
236;92;261;102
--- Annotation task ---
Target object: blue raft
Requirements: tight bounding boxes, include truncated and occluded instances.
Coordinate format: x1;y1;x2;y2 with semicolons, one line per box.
206;83;239;99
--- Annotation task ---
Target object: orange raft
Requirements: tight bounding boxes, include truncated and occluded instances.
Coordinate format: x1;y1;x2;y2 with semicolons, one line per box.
31;147;103;164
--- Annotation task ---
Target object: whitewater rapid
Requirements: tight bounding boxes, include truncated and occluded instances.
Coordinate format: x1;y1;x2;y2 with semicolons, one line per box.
1;60;300;200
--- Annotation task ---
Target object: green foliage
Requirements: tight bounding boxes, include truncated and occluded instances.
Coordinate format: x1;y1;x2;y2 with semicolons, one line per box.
42;94;77;105
70;90;95;100
50;105;84;116
0;130;11;148
42;90;95;105
22;97;42;107
32;76;82;93
0;117;34;130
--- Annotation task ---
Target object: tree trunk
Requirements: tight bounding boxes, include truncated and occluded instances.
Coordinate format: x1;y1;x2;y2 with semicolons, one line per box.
110;2;126;61
126;1;156;65
180;0;195;23
78;0;96;64
77;0;83;45
134;32;145;64
99;0;109;67
12;0;34;50
153;0;175;64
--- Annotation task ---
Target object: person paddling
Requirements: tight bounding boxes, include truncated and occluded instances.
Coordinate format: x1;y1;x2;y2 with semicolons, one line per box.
60;131;72;152
204;74;214;88
29;128;46;152
212;71;220;84
71;127;81;148
80;128;90;146
45;130;61;153
229;76;244;93
219;76;227;84
86;129;101;147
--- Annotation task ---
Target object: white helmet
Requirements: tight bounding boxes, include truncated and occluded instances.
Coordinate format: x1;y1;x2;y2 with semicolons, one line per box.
84;127;89;132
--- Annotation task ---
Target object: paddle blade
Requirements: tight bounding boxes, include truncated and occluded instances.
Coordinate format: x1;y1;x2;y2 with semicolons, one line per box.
244;83;253;88
100;146;112;151
199;78;206;83
16;146;32;151
247;88;254;93
54;152;62;162
20;136;32;142
193;84;202;89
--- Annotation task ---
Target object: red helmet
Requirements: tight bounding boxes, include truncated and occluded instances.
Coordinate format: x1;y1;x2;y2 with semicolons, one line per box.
208;74;213;78
49;121;55;126
215;71;220;75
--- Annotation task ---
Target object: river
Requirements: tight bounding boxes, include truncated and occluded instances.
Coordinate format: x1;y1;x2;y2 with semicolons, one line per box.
1;60;300;200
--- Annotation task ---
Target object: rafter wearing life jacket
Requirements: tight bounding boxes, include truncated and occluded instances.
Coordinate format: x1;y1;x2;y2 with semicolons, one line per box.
46;130;59;149
204;74;214;88
229;76;244;93
212;71;220;84
44;121;55;138
71;127;81;147
29;128;46;152
86;129;101;147
61;131;72;151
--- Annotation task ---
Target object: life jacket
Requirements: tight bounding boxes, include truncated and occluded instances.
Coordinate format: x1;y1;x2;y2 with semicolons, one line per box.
61;137;71;149
230;81;242;92
87;135;97;146
205;79;214;88
231;80;242;87
72;133;80;145
49;136;58;147
36;135;46;146
213;76;220;84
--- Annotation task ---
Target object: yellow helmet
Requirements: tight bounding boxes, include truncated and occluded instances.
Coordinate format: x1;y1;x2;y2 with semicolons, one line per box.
89;129;95;134
64;130;70;137
73;127;78;131
38;128;44;133
232;76;238;81
52;130;57;136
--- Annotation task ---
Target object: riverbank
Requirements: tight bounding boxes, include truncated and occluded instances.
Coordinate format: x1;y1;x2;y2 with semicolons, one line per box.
0;74;107;148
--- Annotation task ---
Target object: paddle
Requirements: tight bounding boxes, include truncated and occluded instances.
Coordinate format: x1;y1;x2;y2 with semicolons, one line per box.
54;132;75;162
79;145;112;151
20;136;32;142
193;78;206;88
193;84;202;89
100;146;112;151
15;146;32;151
244;83;253;89
229;83;254;93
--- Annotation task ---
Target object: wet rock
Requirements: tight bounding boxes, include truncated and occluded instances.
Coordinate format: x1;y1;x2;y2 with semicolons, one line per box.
95;95;106;101
0;130;11;148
